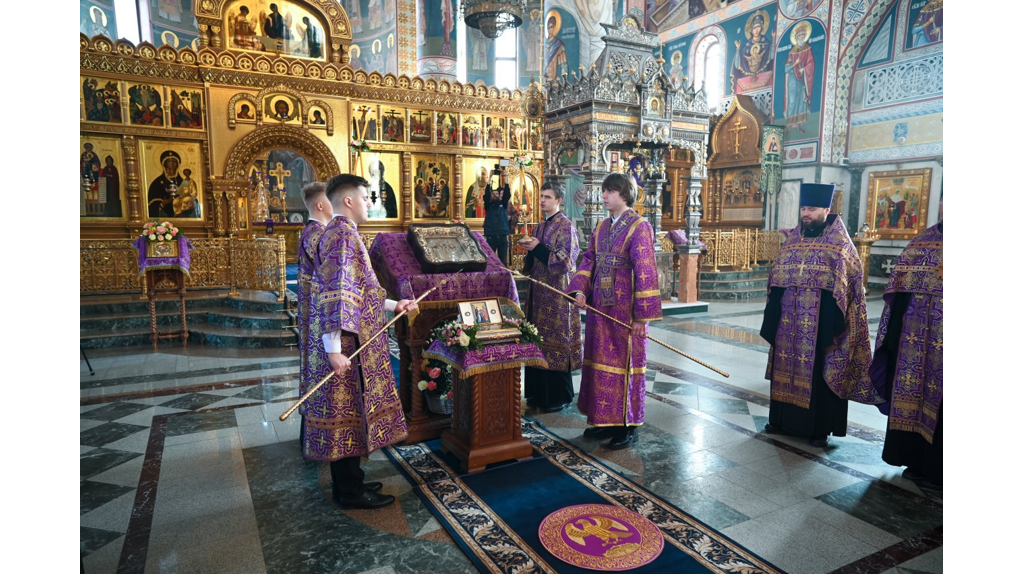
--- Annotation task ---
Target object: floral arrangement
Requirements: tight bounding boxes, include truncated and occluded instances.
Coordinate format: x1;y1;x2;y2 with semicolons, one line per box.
417;360;454;400
429;316;542;353
141;220;179;241
349;138;371;153
512;153;533;169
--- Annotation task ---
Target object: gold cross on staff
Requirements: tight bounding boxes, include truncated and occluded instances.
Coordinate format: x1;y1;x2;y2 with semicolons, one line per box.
729;118;748;155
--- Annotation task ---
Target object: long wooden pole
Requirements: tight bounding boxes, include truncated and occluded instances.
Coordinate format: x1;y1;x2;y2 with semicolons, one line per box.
513;271;729;378
280;271;461;421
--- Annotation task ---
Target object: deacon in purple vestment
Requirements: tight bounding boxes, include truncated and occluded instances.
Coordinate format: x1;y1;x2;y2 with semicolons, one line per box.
522;181;583;412
760;183;883;448
569;173;662;450
308;174;416;510
297;182;332;443
870;214;942;488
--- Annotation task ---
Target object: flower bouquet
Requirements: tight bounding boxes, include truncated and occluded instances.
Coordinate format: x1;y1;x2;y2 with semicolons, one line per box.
349;138;371;153
140;220;181;257
417;360;454;414
512;153;533;170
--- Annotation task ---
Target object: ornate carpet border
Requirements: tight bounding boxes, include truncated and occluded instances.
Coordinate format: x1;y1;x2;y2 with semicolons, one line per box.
386;420;782;574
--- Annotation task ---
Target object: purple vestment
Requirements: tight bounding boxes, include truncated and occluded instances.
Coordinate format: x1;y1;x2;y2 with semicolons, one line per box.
297;220;327;415
303;216;408;462
870;222;942;442
568;210;663;427
767;216;882;408
527;211;583;372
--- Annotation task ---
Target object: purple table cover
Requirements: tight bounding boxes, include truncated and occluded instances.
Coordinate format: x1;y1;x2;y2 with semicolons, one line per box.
131;235;193;277
368;232;519;304
422;340;548;378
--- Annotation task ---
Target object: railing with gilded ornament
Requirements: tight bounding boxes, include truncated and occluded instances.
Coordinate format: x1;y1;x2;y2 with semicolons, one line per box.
80;236;288;301
700;229;784;272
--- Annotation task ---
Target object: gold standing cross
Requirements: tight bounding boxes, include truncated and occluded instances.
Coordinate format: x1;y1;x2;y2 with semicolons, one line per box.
729;119;748;155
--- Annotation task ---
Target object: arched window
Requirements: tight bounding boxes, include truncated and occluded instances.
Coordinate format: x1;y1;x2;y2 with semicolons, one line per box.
692;32;726;113
493;28;518;90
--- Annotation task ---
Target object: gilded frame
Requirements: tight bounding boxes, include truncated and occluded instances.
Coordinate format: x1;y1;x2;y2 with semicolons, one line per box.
409;109;434;144
139;139;207;221
865;168;932;240
380;106;406;143
167;85;206;130
461;156;502;222
411;154;453;220
79;134;128;221
126;82;166;127
81;76;124;125
351;103;379;141
461;114;483;148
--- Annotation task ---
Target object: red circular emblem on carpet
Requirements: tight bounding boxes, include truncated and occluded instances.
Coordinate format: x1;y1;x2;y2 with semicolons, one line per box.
538;504;665;571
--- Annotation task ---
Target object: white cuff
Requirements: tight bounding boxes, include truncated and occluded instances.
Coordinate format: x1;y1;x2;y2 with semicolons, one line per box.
385;299;397;312
322;331;341;354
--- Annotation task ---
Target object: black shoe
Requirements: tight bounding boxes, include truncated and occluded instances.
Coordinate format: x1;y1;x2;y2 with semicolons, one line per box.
542;402;571;413
809;436;829;448
920;479;942;491
583;426;617;439
606;427;638;450
364;481;383;493
902;467;926;482
763;423;783;435
335;488;396;509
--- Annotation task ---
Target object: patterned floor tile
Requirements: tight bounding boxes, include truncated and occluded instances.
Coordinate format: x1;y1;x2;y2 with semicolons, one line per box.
81;526;124;558
697;397;751;415
80;448;144;481
81;480;135;515
651;380;698;396
159;393;233;411
80;401;153;421
232;384;295;402
816;481;943;539
165;410;239;437
80;422;150;448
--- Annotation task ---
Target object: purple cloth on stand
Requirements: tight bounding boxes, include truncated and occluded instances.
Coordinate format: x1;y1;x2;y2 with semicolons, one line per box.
422;340;548;378
368;232;519;304
130;235;193;277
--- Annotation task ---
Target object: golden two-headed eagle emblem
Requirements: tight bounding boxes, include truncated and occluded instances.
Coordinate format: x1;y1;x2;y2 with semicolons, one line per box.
564;516;633;547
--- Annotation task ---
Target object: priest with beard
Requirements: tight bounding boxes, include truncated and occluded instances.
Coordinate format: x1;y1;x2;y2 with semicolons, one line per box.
870;196;943;489
759;183;883;448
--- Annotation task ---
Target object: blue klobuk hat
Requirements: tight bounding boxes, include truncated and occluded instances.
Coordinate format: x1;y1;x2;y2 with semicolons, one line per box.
800;183;835;209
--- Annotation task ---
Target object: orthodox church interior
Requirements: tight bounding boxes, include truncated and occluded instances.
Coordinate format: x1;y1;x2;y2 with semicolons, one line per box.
70;1;958;573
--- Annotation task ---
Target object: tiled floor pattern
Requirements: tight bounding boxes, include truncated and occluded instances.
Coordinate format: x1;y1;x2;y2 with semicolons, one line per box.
80;300;941;574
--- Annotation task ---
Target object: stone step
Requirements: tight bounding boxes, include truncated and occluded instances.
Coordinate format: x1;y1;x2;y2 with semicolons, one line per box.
698;287;768;300
81;326;165;349
80;307;291;333
699;277;769;291
699;267;771;281
80;290;288;317
189;323;297;348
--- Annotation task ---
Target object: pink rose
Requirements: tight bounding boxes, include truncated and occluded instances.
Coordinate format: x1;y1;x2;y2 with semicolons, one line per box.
156;226;166;234
446;390;452;400
171;230;177;236
428;367;441;379
427;381;437;391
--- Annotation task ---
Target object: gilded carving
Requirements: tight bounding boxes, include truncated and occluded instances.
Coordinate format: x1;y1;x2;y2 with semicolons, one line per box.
223;125;341;181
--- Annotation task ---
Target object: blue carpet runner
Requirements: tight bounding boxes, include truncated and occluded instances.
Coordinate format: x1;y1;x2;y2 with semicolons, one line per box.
385;420;781;573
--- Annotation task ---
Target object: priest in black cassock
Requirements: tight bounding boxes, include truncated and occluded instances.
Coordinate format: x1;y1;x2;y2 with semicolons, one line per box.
759;183;882;447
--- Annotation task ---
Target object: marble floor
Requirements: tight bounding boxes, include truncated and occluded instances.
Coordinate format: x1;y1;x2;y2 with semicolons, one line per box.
79;298;942;574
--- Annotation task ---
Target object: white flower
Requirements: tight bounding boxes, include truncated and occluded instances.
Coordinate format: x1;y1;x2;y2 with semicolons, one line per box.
164;234;172;240
458;333;471;347
148;234;155;241
417;380;428;391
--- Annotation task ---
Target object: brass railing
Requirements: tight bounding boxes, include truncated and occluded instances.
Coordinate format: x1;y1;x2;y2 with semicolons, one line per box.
701;229;784;272
80;236;288;301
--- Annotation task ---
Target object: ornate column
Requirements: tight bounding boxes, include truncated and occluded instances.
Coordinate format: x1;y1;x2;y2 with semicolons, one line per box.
401;152;413;226
121;136;143;224
453;155;464;219
845;166;866;232
213;191;226;236
853;224;879;295
226;190;239;236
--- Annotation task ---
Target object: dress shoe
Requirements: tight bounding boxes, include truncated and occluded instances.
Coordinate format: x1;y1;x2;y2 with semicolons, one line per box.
902;467;926;482
364;481;383;493
762;423;783;435
335;488;396;509
809;436;829;448
542;402;571;413
583;426;617;439
606;427;638;450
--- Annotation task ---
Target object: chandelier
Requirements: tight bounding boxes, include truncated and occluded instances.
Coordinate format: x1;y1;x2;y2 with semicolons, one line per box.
461;0;525;39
